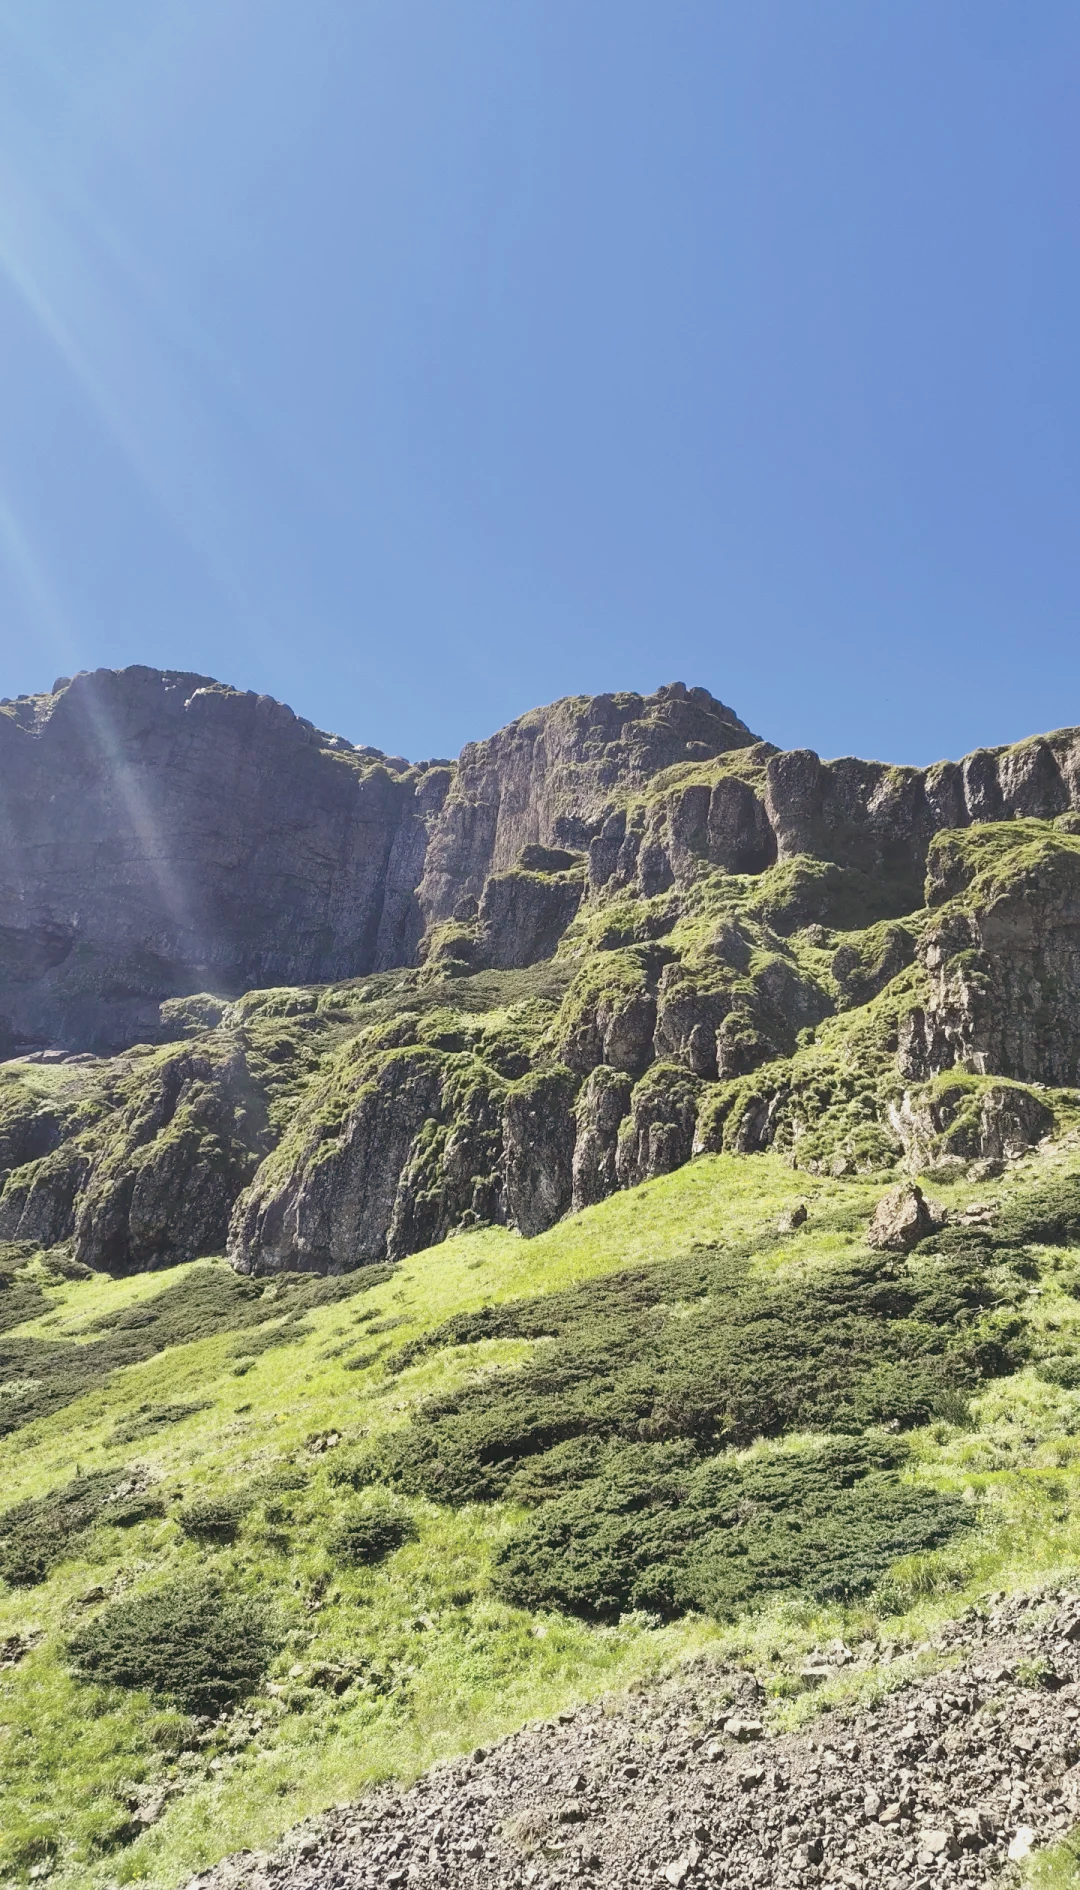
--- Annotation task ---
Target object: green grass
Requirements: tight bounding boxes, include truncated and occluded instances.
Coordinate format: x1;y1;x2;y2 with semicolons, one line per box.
1030;1833;1080;1887
3;1145;1080;1887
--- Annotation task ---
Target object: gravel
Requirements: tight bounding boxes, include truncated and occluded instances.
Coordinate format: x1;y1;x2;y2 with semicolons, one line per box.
185;1588;1080;1889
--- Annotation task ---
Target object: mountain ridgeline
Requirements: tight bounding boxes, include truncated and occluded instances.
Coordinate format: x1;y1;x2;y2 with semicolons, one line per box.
1;664;1080;1278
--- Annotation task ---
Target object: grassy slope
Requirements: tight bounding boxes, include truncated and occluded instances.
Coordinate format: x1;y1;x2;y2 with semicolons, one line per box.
4;1147;1080;1887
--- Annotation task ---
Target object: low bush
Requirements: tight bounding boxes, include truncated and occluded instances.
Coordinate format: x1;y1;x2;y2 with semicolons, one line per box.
110;1400;211;1445
1037;1355;1080;1391
375;1246;1025;1508
102;1490;167;1527
993;1172;1080;1250
68;1574;279;1712
0;1471;118;1587
0;1261;387;1438
327;1499;419;1567
177;1490;252;1544
494;1437;968;1621
362;1242;1017;1624
0;1263;49;1334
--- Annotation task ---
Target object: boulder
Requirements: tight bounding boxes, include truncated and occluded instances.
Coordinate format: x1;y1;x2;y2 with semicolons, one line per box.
866;1183;944;1253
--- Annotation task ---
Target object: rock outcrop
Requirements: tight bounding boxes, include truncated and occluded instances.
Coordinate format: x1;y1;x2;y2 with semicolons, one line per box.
415;684;763;926
889;1078;1056;1171
900;825;1080;1088
228;1047;449;1275
0;1039;271;1270
4;668;1080;1064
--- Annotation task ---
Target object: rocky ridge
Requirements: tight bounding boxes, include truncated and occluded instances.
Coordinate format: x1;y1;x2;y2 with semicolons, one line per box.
0;673;758;1055
2;670;1080;1278
185;1586;1080;1890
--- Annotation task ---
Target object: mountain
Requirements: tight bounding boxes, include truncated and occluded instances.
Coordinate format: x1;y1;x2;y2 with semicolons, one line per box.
1;665;1079;1277
3;666;1080;1890
0;668;757;1053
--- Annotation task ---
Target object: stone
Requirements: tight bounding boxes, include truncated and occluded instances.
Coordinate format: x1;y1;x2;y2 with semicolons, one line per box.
917;1829;959;1859
662;1859;692;1886
477;855;586;970
799;1666;835;1689
865;1184;942;1253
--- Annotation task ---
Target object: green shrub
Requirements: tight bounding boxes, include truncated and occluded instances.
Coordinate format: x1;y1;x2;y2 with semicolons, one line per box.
494;1437;968;1622
0;1471;118;1586
378;1246;1023;1508
994;1173;1080;1250
1037;1356;1080;1391
366;1242;1016;1625
0;1261;385;1439
327;1499;418;1567
176;1491;251;1544
101;1490;167;1527
0;1264;49;1335
68;1574;278;1712
110;1400;210;1445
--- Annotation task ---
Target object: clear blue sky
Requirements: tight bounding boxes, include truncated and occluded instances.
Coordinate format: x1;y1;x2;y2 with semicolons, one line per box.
0;2;1077;767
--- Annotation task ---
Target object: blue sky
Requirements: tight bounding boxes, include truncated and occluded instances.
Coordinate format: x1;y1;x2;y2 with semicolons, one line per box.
0;1;1077;766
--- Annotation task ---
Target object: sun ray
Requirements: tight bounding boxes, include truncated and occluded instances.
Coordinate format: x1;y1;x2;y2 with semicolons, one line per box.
0;487;197;955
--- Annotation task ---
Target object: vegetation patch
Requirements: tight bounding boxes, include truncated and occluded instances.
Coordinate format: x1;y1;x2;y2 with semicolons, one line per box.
992;1171;1080;1250
327;1497;419;1567
0;1472;120;1587
495;1436;968;1621
0;1260;385;1437
176;1491;252;1544
68;1574;280;1713
109;1400;211;1445
375;1244;1027;1510
0;1468;166;1586
351;1238;1028;1623
0;1260;50;1334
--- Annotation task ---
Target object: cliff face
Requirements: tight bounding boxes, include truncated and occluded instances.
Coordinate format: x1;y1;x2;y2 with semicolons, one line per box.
415;684;763;926
0;668;451;1053
3;662;1080;1281
5;666;1078;1060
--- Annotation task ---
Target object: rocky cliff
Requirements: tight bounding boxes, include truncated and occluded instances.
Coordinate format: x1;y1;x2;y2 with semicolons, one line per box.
0;671;760;1056
2;665;1080;1277
0;668;455;1054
